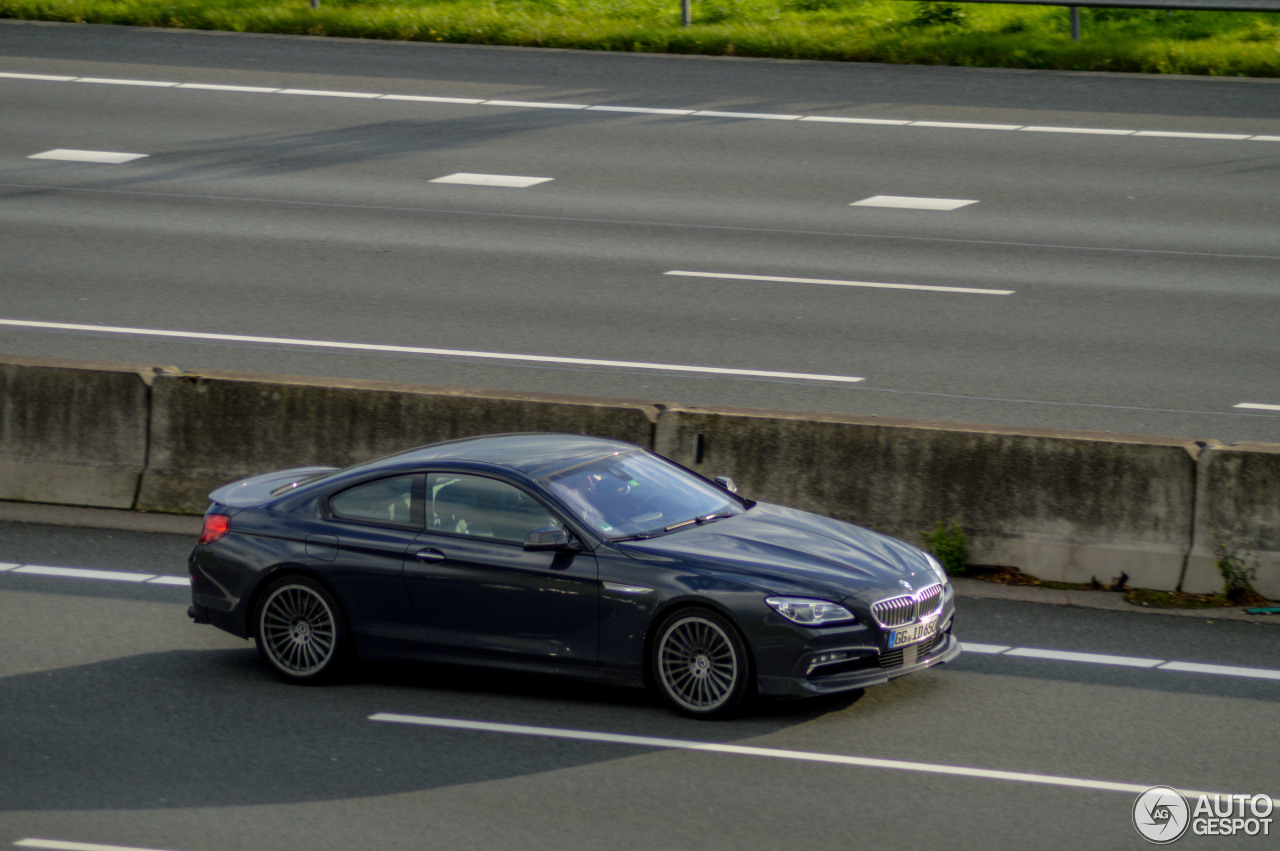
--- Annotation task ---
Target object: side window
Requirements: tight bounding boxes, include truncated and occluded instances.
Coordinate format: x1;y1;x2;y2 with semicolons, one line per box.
330;475;418;526
428;473;558;544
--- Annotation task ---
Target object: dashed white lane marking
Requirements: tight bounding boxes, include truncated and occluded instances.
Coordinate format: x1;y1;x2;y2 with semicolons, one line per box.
587;105;694;115
176;83;279;93
278;88;381;99
15;565;153;583
382;94;483;104
961;642;1280;681
368;713;1276;803
851;195;978;211
910;120;1021;131
16;840;185;851
4;71;1276;142
1134;130;1252;141
800;116;909;126
28;149;148;164
430;172;554;188
1236;402;1280;412
693;110;800;120
0;562;187;585
664;270;1014;296
0;319;866;384
1020;126;1133;136
76;77;176;88
483;99;587;110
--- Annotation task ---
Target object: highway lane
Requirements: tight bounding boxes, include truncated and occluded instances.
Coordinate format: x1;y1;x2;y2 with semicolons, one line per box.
1;519;1278;850
2;22;1280;445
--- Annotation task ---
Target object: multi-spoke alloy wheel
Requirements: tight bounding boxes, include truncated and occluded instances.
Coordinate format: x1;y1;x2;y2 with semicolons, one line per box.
653;609;750;717
255;577;346;682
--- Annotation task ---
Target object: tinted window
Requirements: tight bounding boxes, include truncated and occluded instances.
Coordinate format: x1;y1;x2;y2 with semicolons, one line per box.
542;449;741;539
330;475;418;525
428;473;558;544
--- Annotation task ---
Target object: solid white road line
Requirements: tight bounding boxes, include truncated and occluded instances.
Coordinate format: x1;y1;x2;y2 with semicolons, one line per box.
0;319;866;384
430;172;554;188
15;565;154;583
1160;661;1280;681
16;840;184;851
3;70;1275;142
1004;647;1164;668
0;72;77;81
1235;402;1280;412
964;642;1280;681
27;149;148;164
850;195;978;211
368;713;1276;803
957;642;1012;654
664;270;1013;296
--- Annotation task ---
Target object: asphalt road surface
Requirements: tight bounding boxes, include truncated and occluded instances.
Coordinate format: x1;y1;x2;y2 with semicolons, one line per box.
2;21;1280;444
1;517;1278;851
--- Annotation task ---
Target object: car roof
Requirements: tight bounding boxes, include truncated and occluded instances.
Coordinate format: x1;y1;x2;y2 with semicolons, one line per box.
381;432;642;479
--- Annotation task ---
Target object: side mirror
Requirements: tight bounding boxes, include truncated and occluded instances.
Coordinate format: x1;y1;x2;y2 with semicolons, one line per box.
714;476;738;494
524;526;576;551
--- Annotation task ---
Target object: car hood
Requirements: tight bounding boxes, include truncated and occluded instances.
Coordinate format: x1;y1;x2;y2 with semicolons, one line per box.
207;466;338;510
615;501;931;598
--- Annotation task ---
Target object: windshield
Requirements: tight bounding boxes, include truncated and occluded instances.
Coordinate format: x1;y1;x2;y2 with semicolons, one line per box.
542;449;743;540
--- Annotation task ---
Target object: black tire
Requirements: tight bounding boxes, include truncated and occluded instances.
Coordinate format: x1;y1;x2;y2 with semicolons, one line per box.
254;575;348;683
651;608;752;718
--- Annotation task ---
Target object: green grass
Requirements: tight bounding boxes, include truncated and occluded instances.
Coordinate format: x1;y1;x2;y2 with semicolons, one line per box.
2;0;1278;75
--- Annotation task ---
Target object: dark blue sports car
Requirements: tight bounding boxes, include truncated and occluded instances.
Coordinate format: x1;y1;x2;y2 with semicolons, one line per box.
188;433;959;716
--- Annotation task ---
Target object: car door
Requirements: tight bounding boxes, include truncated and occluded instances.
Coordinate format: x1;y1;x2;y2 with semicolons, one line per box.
320;473;425;642
402;472;599;667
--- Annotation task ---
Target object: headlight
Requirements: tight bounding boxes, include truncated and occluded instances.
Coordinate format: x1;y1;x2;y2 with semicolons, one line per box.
924;553;949;586
765;597;856;625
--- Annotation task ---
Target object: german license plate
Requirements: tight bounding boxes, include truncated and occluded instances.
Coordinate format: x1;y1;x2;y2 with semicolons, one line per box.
888;618;938;649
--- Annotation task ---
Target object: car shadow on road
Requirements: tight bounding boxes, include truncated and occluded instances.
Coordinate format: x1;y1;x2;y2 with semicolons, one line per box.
0;645;865;813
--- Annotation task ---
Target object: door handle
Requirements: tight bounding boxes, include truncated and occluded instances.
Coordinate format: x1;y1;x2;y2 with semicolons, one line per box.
414;548;445;563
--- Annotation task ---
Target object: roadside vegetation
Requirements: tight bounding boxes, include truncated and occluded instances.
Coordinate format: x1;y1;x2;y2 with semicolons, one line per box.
2;0;1277;76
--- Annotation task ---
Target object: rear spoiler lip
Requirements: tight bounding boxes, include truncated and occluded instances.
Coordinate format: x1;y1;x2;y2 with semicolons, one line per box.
206;466;339;509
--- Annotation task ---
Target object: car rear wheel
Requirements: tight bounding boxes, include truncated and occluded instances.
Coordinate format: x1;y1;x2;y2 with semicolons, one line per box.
652;608;751;717
254;576;347;683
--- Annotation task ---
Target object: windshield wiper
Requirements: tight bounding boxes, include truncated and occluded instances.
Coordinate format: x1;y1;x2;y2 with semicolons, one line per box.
611;530;667;542
662;511;734;533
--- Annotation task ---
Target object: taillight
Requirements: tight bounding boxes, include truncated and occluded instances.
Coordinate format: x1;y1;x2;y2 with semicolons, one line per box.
198;513;231;546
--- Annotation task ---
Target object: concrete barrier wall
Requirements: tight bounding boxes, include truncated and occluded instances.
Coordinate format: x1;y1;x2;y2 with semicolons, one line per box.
1184;443;1280;598
652;406;1205;590
136;370;663;515
0;356;173;509
2;356;1277;595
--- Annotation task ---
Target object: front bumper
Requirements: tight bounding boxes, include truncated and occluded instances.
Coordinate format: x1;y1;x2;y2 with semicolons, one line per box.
755;615;961;698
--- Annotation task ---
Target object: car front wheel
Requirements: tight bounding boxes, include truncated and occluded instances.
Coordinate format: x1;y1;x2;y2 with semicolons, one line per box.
254;576;347;683
652;608;751;717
